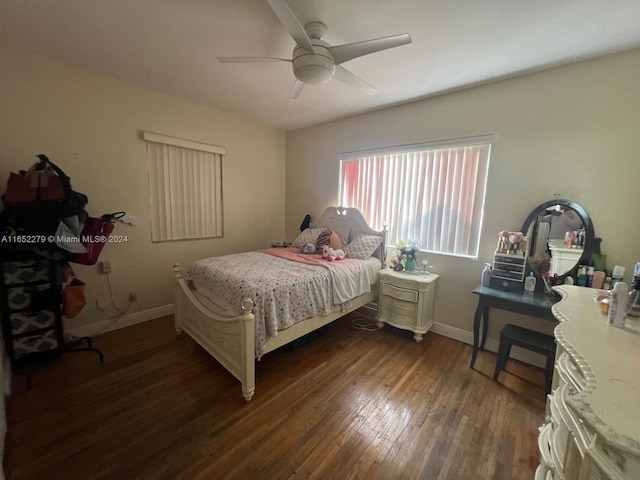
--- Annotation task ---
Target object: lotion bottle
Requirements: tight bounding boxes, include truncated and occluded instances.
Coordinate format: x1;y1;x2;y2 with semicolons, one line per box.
524;272;536;292
481;263;492;286
608;281;629;327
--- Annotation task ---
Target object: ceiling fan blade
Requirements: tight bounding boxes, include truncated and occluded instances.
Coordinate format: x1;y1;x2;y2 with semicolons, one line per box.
289;79;305;99
329;33;412;65
266;0;314;52
217;56;291;63
333;66;378;95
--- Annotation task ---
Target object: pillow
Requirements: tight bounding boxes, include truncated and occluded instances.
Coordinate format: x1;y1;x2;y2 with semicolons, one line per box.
315;229;333;250
347;233;383;260
327;225;350;246
315;230;343;251
292;228;325;247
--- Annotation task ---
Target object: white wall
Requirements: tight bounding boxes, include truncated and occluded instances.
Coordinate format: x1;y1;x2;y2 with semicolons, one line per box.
285;49;640;344
0;45;286;335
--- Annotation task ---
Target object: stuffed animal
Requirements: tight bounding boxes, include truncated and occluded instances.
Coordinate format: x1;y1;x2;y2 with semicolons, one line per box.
322;245;346;261
300;243;316;254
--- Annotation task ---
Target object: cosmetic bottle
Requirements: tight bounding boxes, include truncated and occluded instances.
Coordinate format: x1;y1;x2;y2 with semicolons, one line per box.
586;266;594;288
481;263;492;287
576;265;588;287
611;265;625;287
608;281;629;327
627;263;640;317
524;272;536;292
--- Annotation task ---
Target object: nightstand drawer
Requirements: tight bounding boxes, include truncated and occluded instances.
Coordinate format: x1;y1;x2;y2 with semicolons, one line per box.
380;297;418;326
381;283;418;303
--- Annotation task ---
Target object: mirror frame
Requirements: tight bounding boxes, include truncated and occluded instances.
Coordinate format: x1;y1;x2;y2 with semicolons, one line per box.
520;199;595;285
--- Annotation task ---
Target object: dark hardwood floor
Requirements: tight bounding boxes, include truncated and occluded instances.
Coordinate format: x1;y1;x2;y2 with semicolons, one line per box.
5;308;546;479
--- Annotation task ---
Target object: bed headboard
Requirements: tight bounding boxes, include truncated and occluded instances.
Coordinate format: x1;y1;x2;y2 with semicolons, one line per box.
311;206;387;264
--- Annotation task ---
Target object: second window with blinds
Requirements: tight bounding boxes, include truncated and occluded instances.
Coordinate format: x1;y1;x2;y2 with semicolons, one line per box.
339;135;493;258
144;132;225;242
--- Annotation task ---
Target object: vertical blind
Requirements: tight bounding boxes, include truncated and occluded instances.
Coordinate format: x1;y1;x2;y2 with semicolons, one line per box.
145;133;224;242
340;139;492;258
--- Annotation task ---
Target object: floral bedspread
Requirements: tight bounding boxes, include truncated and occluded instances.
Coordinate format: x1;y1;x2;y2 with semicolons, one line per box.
186;249;372;358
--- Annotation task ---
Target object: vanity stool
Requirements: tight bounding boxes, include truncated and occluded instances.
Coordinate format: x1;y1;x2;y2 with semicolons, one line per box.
493;323;556;393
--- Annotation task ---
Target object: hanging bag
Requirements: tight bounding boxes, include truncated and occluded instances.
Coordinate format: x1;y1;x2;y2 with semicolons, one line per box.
0;155;88;240
63;266;87;318
2;162;66;204
71;212;125;265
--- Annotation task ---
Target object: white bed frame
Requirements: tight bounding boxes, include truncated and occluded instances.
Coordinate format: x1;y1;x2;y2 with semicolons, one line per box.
173;207;386;401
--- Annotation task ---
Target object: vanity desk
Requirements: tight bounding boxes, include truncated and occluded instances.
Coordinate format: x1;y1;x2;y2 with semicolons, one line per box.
537;285;640;479
470;284;558;368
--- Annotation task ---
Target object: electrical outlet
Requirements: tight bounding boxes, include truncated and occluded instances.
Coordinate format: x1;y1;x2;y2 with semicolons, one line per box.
128;292;137;302
100;260;112;274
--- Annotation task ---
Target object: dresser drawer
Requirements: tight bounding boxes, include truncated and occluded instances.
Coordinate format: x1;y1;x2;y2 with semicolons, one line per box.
12;329;60;359
6;283;57;310
381;283;418;303
538;422;554;470
556;352;585;393
9;309;56;335
3;260;52;285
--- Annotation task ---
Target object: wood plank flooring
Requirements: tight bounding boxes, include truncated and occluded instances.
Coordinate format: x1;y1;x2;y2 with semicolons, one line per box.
4;308;546;479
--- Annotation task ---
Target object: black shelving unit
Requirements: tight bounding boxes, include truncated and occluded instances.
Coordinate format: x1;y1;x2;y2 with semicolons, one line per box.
0;249;103;387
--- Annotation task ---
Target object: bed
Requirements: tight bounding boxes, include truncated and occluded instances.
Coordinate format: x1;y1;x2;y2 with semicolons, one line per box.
173;206;386;401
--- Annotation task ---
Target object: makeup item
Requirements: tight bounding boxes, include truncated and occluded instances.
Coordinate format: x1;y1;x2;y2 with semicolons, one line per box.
576;265;588;287
603;276;612;290
481;263;492;286
608;281;629;327
524;272;536;292
628;268;640;317
586;267;594;288
591;271;605;290
611;265;625;287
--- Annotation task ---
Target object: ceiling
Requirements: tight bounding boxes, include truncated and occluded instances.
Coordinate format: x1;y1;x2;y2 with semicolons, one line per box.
1;0;640;131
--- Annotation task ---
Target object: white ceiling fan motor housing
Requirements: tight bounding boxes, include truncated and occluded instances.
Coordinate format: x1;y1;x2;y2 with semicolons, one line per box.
292;22;335;85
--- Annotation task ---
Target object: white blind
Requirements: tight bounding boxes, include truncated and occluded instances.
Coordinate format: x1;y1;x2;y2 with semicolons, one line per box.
340;140;492;258
146;138;223;242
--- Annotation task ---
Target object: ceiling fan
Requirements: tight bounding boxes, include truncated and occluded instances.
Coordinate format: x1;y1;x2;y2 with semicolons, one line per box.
217;0;412;99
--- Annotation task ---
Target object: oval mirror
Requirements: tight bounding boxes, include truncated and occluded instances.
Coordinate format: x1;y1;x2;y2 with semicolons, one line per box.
520;199;595;282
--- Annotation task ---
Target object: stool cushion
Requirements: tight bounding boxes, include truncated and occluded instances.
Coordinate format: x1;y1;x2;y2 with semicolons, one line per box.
494;323;556;394
499;324;555;354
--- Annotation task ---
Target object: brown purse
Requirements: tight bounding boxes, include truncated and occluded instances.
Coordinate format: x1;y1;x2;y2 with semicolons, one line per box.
63;268;87;318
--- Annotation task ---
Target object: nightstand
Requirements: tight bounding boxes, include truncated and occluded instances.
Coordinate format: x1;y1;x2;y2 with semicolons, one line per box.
376;268;439;342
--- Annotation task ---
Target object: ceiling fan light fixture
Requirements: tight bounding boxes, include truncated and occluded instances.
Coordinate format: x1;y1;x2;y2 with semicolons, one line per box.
292;54;335;84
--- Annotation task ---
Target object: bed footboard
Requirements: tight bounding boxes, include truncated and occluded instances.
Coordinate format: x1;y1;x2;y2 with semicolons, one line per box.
173;264;256;401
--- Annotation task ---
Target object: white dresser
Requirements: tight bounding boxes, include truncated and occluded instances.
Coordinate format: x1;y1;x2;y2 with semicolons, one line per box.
537;285;640;479
376;269;438;342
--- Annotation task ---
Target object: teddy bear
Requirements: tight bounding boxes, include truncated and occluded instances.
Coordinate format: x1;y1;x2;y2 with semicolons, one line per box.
299;243;316;254
322;244;346;261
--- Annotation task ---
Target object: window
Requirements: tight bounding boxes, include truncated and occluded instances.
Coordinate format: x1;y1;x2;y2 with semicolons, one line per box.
339;135;493;258
144;132;225;242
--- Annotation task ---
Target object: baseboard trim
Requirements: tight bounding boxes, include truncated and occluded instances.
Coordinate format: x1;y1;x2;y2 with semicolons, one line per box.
431;322;547;369
66;305;546;369
66;304;175;338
